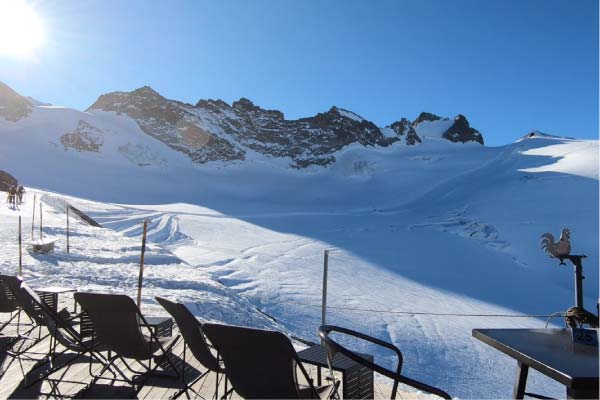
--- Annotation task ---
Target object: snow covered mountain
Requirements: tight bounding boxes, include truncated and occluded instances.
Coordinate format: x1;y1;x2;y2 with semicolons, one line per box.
1;81;598;398
2;81;483;170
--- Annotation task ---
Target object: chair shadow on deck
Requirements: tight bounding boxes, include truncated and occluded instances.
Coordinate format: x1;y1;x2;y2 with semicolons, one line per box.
7;353;95;399
5;350;198;399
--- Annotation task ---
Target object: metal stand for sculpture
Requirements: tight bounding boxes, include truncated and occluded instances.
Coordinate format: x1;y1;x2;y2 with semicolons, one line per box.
540;228;598;328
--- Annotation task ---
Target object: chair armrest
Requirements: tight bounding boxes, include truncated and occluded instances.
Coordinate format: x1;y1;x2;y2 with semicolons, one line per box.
319;325;403;369
318;325;451;399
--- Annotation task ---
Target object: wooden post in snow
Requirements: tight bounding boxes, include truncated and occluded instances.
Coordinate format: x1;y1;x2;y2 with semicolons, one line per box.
66;206;70;253
321;249;329;326
137;220;149;309
18;216;22;275
31;194;36;240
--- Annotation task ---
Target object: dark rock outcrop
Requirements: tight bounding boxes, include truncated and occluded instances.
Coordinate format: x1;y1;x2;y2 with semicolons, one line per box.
442;114;484;144
389;118;422;145
412;112;441;125
61;120;104;152
0;170;17;192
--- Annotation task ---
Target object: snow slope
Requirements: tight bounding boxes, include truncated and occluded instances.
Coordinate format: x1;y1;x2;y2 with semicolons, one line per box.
1;102;598;398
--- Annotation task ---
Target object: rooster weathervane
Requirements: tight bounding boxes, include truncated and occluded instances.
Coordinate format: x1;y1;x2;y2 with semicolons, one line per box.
540;227;571;262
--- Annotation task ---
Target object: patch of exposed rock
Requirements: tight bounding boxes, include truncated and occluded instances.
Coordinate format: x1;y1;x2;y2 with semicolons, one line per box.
61;120;104;152
442;114;484;144
389;118;422;145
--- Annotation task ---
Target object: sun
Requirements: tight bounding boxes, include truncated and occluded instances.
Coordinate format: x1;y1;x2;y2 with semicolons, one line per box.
0;0;45;58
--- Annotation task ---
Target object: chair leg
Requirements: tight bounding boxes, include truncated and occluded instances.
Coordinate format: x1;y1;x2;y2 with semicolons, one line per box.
171;370;210;400
23;350;83;388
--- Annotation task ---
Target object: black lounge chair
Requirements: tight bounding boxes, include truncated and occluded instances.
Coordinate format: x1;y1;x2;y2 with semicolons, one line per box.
203;323;336;399
74;292;180;394
4;277;110;388
318;325;451;399
156;296;226;399
0;276;20;333
0;274;47;351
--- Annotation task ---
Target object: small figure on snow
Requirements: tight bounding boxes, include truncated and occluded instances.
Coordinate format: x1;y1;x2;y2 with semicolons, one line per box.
540;227;571;259
6;185;16;207
17;185;25;204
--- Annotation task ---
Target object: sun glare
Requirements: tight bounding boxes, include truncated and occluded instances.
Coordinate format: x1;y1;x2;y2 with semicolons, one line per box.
0;0;45;58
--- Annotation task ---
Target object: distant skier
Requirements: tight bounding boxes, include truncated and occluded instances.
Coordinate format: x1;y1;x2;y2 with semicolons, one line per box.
7;185;16;207
17;185;25;204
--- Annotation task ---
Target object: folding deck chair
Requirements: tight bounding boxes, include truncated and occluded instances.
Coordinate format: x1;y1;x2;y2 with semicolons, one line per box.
0;277;20;333
5;279;110;388
156;296;227;399
74;292;180;394
0;275;47;353
203;323;336;399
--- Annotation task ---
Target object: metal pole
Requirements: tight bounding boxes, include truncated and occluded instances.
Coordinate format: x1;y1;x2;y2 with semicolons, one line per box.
31;194;36;240
137;220;148;309
321;249;329;326
18;216;22;275
573;257;584;309
66;206;70;253
40;202;43;240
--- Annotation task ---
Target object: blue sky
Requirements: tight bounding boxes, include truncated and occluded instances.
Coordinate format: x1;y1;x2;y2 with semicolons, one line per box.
1;0;598;145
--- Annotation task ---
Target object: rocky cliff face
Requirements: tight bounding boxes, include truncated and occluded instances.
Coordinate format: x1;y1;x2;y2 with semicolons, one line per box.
442;114;484;144
88;86;485;167
0;82;31;122
89;89;406;168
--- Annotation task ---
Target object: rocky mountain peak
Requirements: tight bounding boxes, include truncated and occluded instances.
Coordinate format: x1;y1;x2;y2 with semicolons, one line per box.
130;85;162;98
413;112;442;125
232;97;259;112
231;98;285;120
442;114;484;144
0;81;32;122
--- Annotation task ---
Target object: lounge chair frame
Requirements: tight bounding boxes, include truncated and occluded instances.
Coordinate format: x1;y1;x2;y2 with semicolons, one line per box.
318;324;451;399
2;276;111;389
74;292;180;394
156;296;227;400
203;323;335;399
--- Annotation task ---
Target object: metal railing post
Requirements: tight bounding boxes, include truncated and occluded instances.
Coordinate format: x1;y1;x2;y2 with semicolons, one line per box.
321;249;329;326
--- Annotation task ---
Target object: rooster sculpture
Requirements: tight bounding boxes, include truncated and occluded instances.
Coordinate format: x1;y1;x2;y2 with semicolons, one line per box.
540;227;571;258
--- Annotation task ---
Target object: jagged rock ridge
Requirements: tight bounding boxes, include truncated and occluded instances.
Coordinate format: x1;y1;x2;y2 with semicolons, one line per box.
88;87;484;167
0;81;485;168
